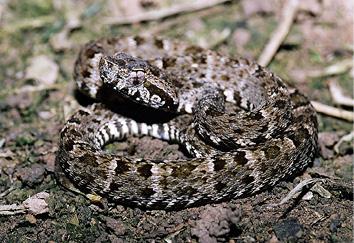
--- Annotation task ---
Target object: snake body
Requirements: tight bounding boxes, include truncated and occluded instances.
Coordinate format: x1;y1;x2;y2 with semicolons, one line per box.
57;36;318;210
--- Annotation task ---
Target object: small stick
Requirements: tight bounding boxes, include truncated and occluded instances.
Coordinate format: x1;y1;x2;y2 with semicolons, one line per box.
104;0;230;25
1;15;56;33
311;101;354;122
269;178;324;207
334;131;354;154
0;204;26;215
258;0;300;66
146;6;224;35
328;79;354;107
308;59;353;78
0;83;65;96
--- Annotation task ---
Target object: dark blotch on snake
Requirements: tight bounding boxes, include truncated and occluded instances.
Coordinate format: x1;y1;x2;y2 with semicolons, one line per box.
109;181;123;192
289;128;309;147
213;158;226;171
251;135;267;144
171;163;198;178
264;145;281;160
78;153;99;167
115;161;130;174
241;174;255;185
291;91;309;108
81;69;91;78
140;187;155;198
137;164;153;179
234;151;248;166
154;39;164;49
68;117;81;124
214;182;226;192
63;140;75;151
134;36;145;45
274;99;287;109
250;111;263;120
85;44;101;58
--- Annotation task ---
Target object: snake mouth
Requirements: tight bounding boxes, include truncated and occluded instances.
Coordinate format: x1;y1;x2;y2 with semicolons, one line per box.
111;82;179;112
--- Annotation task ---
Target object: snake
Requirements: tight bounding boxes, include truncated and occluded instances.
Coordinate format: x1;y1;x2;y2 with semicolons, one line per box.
56;36;318;210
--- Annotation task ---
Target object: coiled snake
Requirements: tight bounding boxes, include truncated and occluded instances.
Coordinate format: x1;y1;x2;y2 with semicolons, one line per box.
56;36;318;210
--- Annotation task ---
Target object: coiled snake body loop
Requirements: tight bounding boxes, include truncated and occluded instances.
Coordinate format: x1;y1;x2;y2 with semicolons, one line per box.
56;36;318;210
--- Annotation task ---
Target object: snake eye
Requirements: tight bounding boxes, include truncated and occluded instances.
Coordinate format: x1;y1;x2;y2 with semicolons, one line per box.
116;59;126;67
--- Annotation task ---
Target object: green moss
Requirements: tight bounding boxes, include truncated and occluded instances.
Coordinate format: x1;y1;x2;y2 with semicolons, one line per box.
337;73;353;98
81;1;104;19
308;48;323;64
8;0;54;18
15;134;36;147
41;19;66;41
21;91;49;123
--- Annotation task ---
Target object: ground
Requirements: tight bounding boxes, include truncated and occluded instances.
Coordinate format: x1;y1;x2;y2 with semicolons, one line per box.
0;0;353;242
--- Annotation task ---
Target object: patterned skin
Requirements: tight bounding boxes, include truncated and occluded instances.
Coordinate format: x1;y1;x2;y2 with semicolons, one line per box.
56;36;318;210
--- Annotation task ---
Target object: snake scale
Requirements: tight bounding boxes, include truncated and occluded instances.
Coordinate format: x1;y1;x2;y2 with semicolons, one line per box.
56;36;318;210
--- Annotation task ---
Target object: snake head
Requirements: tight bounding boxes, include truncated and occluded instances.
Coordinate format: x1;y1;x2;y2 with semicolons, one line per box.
99;52;179;111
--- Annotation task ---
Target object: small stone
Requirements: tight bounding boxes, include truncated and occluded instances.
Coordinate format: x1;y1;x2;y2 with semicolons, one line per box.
311;183;332;199
299;0;322;16
25;55;59;85
233;28;251;51
38;111;55;120
318;132;340;147
69;213;80;226
16;163;46;187
241;0;274;16
191;204;241;243
105;217;126;236
318;132;341;159
25;214;37;224
330;214;341;232
23;192;50;215
273;218;303;241
50;29;73;51
42;152;56;173
302;191;313;200
269;234;280;243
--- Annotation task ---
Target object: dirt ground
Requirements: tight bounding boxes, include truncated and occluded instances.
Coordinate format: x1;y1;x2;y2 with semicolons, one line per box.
0;0;353;242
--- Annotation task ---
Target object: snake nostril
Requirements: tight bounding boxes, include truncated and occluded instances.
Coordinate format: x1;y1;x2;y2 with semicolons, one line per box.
130;71;145;86
133;78;140;85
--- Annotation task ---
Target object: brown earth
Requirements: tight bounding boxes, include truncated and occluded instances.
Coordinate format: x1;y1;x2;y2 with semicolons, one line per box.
0;0;352;242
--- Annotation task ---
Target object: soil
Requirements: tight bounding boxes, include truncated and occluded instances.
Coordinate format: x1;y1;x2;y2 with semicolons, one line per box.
0;0;352;242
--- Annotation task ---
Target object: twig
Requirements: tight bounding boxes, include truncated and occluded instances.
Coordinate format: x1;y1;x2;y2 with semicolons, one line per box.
0;83;65;97
0;1;6;24
307;59;353;78
146;6;224;35
1;15;56;34
0;192;49;216
328;79;354;107
0;204;26;215
0;149;15;158
334;131;354;154
311;101;354;122
269;178;324;207
103;0;230;25
258;0;300;66
0;186;15;199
